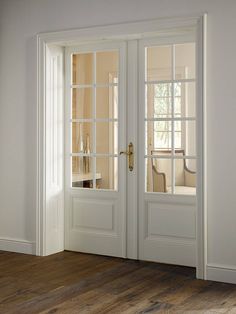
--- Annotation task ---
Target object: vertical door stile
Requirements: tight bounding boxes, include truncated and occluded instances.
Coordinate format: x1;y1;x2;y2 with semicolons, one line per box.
126;40;138;259
171;44;175;194
138;39;146;260
92;52;96;189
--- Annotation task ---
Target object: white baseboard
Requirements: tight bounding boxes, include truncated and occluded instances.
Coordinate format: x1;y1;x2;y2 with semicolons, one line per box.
0;238;36;255
206;264;236;284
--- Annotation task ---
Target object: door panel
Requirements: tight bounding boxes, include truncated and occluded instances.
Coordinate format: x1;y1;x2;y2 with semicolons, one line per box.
147;202;195;239
138;38;197;267
140;195;196;266
65;42;126;257
67;192;123;256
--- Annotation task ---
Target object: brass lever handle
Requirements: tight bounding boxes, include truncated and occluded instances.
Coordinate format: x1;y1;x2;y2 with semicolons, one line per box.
119;151;132;156
119;142;134;171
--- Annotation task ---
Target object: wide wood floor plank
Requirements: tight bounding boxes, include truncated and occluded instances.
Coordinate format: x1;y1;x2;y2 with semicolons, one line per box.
1;251;236;314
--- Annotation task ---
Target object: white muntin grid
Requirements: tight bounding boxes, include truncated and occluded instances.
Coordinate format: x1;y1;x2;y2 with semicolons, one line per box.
144;43;196;194
70;50;119;189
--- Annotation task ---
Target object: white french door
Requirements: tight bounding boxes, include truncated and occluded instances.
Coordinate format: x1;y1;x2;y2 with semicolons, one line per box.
138;37;197;266
65;33;199;266
65;42;127;257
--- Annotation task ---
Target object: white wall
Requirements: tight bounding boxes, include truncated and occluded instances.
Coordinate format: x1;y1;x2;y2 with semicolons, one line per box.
1;0;236;280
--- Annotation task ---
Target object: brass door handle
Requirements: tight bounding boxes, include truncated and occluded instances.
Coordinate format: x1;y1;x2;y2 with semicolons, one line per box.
120;142;134;171
119;151;132;156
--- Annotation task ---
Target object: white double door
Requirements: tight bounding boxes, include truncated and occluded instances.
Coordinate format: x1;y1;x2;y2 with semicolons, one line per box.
65;36;197;267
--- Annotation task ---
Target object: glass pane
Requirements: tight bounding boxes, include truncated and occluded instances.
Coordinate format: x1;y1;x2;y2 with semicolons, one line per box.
146;158;172;193
72;122;93;153
96;122;118;154
146;83;172;118
96;51;119;84
146;121;172;154
174;159;196;195
174;121;196;156
174;82;196;118
96;157;118;190
72;88;93;119
72;53;93;85
146;46;172;81
96;87;118;119
175;43;196;80
72;156;93;188
186;158;196;173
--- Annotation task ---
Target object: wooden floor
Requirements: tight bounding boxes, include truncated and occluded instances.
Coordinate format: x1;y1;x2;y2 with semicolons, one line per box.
1;251;236;314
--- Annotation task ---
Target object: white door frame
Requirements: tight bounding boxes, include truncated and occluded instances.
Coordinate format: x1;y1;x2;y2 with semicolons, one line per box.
36;15;207;278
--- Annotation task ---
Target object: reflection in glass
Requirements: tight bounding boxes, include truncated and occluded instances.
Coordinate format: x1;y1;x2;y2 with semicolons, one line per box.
146;121;172;155
175;43;196;80
72;88;93;119
174;121;196;155
174;159;196;195
146;83;172;118
72;122;93;154
146;157;172;193
96;157;118;190
146;46;172;81
96;86;118;119
72;53;93;85
146;82;196;119
96;51;119;84
72;157;93;188
96;122;118;154
174;82;195;118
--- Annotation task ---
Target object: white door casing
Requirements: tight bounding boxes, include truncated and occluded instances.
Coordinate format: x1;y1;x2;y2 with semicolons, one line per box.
38;44;65;256
36;16;206;278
